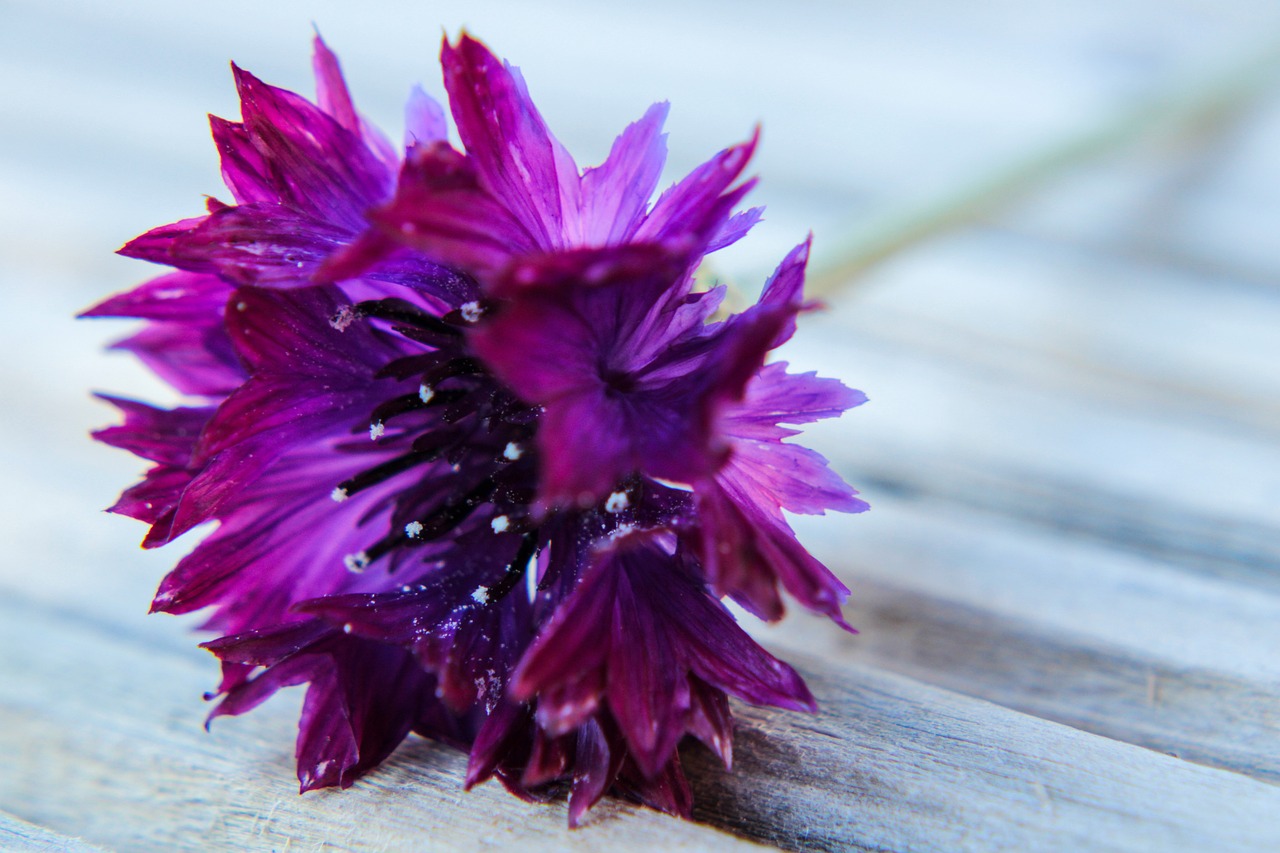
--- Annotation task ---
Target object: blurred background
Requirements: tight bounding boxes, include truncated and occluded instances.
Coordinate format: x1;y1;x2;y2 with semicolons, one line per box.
3;0;1280;849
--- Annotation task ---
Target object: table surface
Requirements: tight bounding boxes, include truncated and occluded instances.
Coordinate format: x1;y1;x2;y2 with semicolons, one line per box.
3;1;1280;850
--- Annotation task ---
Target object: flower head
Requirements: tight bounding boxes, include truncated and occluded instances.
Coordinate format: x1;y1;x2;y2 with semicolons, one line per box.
86;32;866;825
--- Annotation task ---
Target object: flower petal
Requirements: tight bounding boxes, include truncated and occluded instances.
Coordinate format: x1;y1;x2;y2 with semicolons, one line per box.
405;85;449;147
636;129;758;250
441;33;580;249
578;102;669;246
205;625;440;791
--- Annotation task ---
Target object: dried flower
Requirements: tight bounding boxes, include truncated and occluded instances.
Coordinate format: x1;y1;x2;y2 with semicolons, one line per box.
85;32;866;824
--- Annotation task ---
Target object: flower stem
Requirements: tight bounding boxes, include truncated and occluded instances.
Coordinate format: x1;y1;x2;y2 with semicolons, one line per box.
806;40;1280;299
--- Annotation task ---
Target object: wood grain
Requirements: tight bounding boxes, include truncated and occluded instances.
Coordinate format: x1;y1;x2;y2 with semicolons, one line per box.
0;811;107;853
688;660;1280;853
0;590;763;852
8;589;1279;852
757;577;1280;787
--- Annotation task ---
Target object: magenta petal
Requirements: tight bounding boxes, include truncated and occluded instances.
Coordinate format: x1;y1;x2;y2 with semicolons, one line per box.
732;361;868;432
92;396;212;467
616;755;693;820
206;625;439;791
514;533;814;779
567;717;621;827
533;389;638;507
109;466;193;526
120;204;355;289
755;237;816;348
469;245;746;507
229;64;393;228
111;322;243;398
161;288;408;540
605;569;689;777
405;85;448;147
363;142;541;278
81;271;231;322
311;35;398;173
579;102;669;246
312;35;359;133
150;446;390;624
686;677;733;768
465;699;532;790
705;206;764;254
299;536;536;713
636;130;758;248
696;472;856;628
441;34;579;249
210;116;275;207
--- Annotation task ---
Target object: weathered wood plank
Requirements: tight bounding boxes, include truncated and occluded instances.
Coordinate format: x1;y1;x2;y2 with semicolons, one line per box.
783;316;1280;589
8;0;1280;286
756;576;1280;787
686;661;1280;852
834;230;1280;430
770;498;1280;783
6;587;1280;852
0;591;764;851
0;811;107;853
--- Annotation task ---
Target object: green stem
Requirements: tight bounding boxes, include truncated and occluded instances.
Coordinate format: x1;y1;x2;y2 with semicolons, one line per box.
805;41;1280;300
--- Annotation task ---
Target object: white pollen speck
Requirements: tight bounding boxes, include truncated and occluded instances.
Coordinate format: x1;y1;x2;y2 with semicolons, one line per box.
329;305;357;331
418;384;435;404
471;586;490;604
405;520;424;538
460;301;483;323
605;491;630;513
343;551;369;573
503;442;523;461
343;623;354;634
490;515;510;533
235;301;247;312
369;421;385;440
330;487;348;503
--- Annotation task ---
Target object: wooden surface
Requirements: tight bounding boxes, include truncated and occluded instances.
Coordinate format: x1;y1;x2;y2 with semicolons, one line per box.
3;1;1280;850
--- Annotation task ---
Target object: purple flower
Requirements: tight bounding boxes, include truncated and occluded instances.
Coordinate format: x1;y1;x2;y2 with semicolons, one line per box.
85;32;866;825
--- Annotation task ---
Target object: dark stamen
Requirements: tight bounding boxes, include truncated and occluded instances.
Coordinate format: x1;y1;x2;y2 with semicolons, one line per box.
421;357;486;386
336;450;437;498
356;298;461;338
488;532;540;603
371;389;466;426
404;478;497;542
